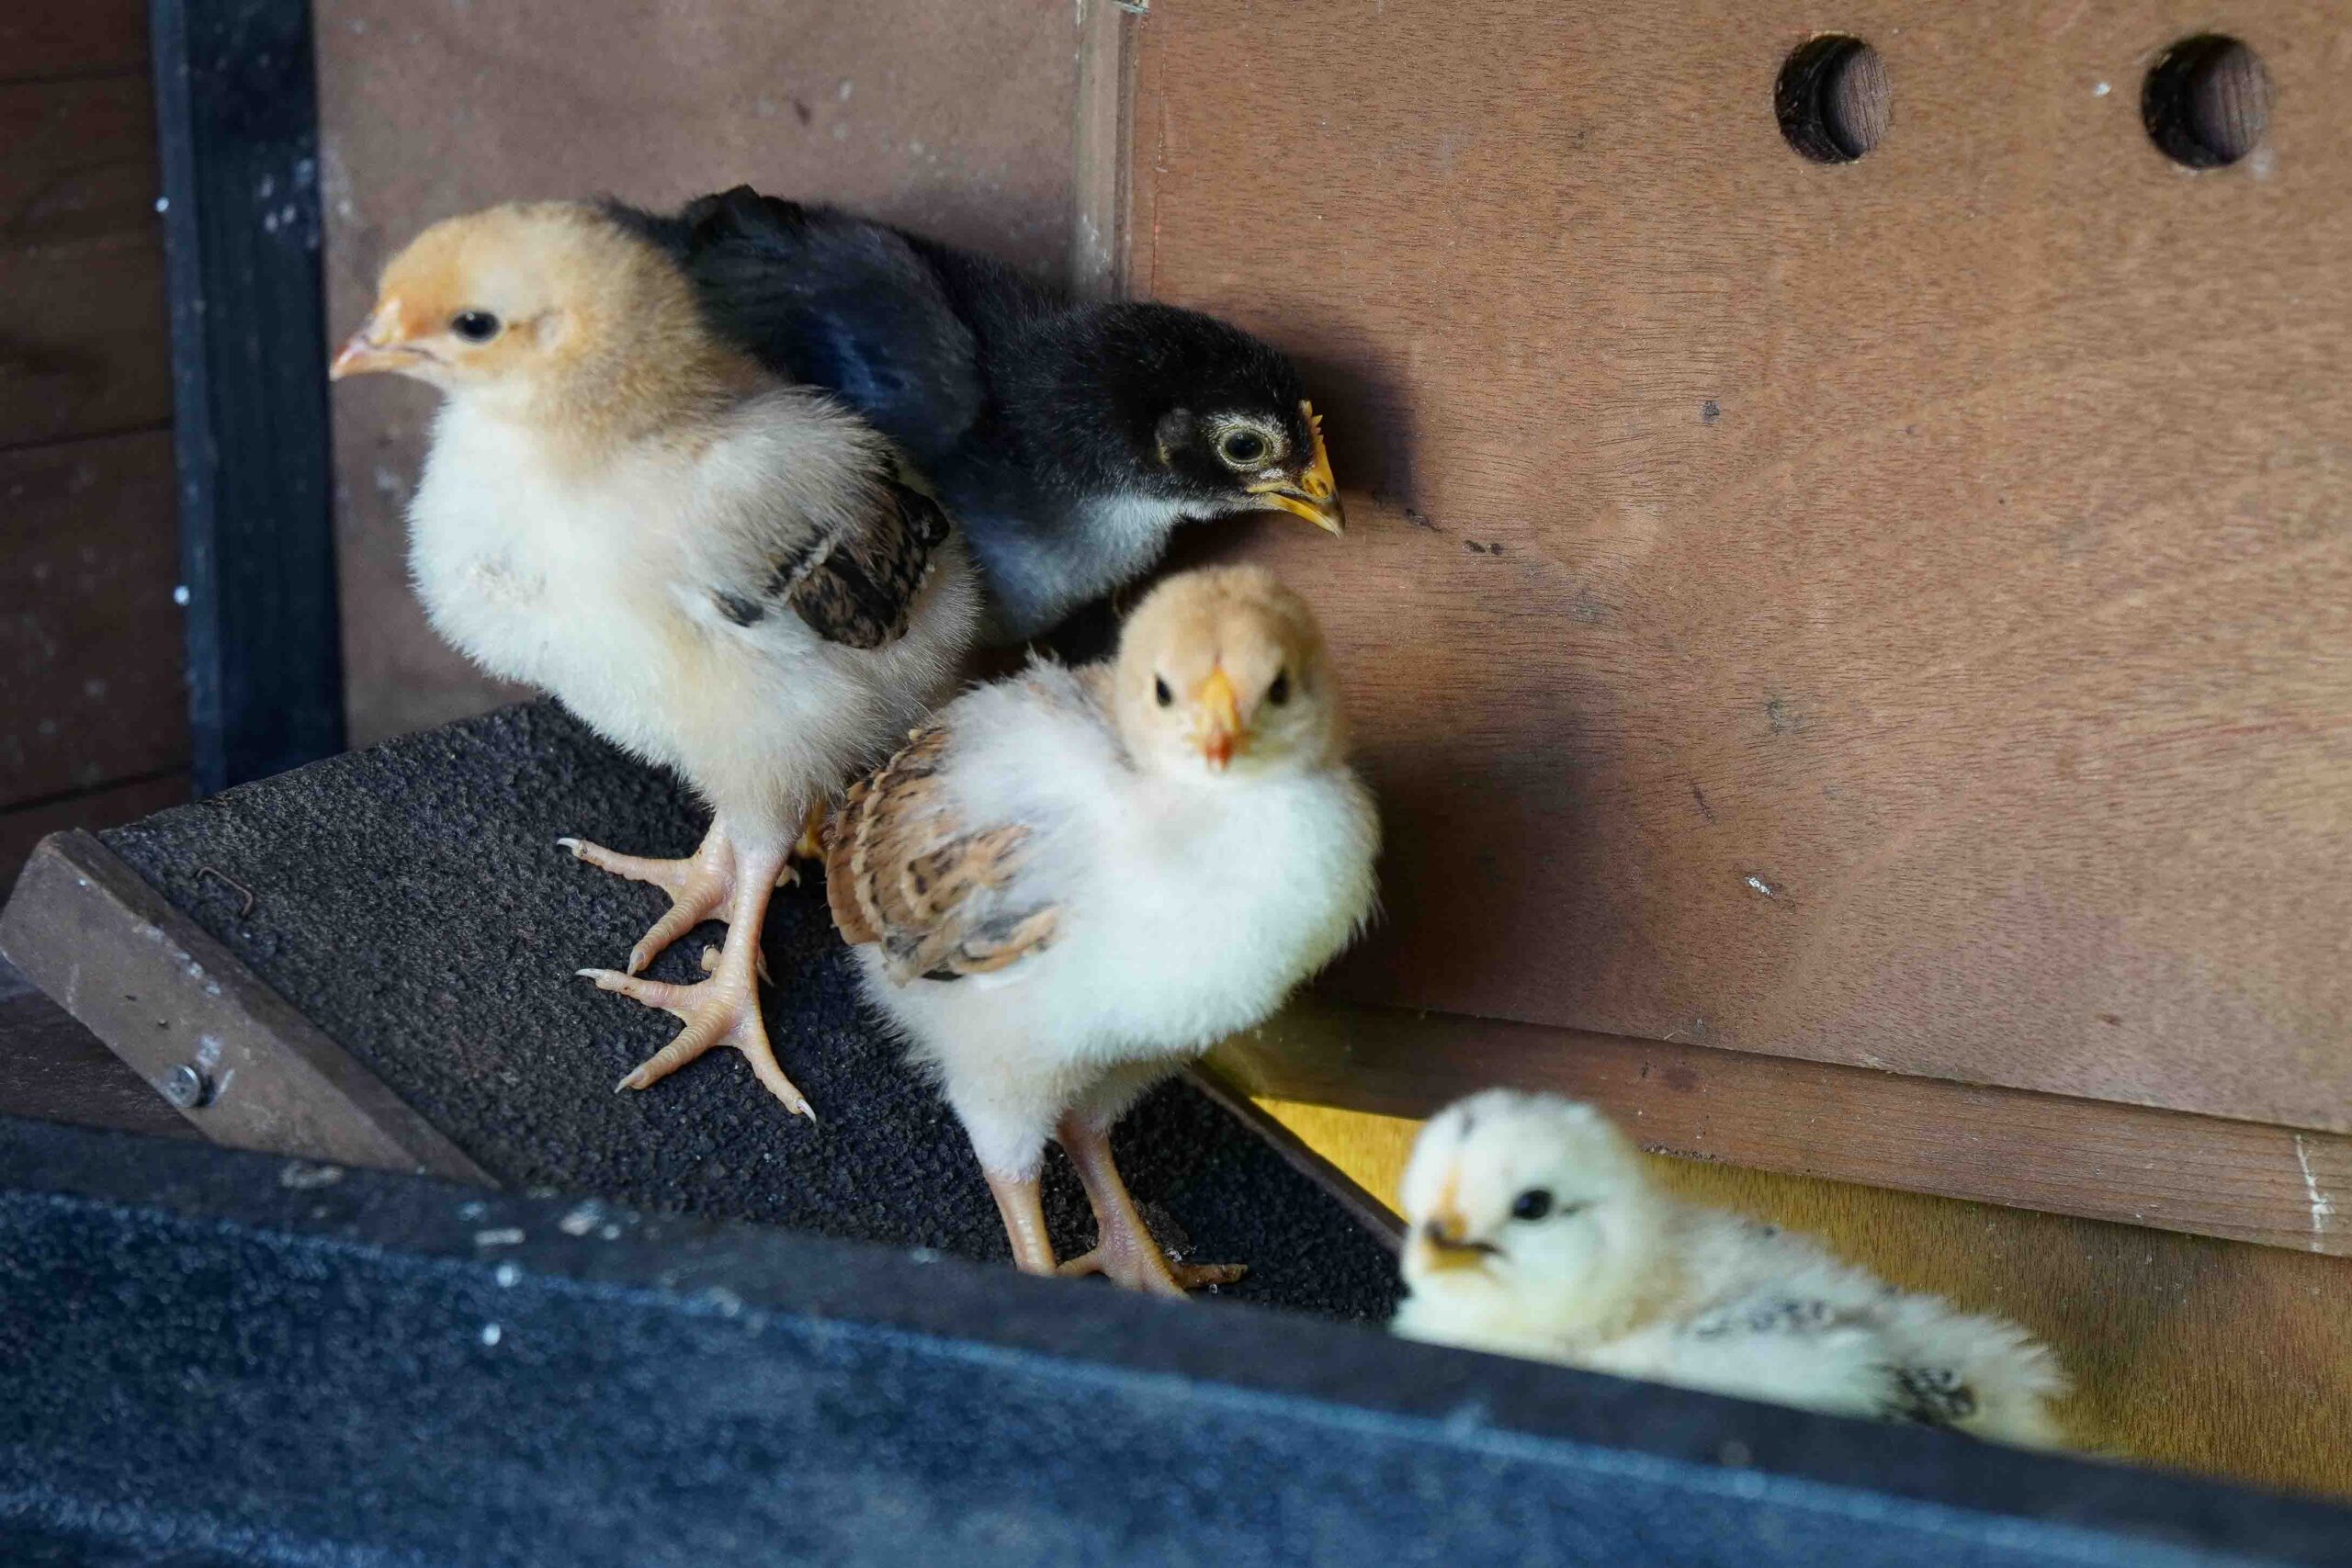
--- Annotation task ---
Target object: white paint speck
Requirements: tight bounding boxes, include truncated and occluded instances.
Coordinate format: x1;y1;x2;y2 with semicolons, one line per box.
154;196;170;213
481;1323;502;1347
559;1202;601;1236
837;79;854;101
2092;81;2110;97
493;1261;521;1288
2293;1135;2335;1252
173;584;190;605
1745;874;1778;898
473;1227;525;1247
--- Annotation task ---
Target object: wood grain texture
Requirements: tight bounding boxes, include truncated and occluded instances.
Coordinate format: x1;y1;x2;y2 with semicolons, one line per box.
1255;1097;2352;1502
0;772;187;899
1215;998;2351;1256
0;954;194;1141
1069;0;1136;300
0;74;170;443
0;433;187;808
1130;1;2352;1134
0;0;145;84
316;0;1085;746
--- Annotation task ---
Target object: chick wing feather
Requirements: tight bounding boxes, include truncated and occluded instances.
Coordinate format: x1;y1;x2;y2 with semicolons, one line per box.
826;720;1060;982
702;433;953;651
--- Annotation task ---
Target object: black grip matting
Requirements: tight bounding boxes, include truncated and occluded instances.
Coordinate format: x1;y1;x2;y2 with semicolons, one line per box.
101;700;1401;1320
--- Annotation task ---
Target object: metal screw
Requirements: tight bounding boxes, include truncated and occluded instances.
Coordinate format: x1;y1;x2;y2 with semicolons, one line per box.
161;1064;213;1110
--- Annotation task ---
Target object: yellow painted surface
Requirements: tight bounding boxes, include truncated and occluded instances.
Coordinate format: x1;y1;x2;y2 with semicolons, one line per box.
1260;1098;2352;1501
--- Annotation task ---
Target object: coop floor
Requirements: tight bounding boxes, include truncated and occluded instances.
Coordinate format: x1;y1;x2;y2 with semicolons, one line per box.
1261;1098;2352;1502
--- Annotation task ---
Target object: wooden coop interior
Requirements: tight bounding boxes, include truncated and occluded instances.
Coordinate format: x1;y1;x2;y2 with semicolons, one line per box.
1;0;2346;1511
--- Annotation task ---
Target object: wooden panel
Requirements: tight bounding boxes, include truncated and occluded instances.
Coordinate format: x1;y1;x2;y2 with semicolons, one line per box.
1214;998;2351;1256
1131;2;2352;1133
0;433;187;807
1255;1097;2352;1502
0;772;187;897
0;0;145;84
315;0;1084;746
0;832;493;1181
0;74;171;443
0;955;194;1140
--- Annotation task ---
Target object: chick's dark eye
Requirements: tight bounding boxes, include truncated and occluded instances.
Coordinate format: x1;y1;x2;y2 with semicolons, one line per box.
1267;669;1290;705
1217;430;1268;468
450;310;502;343
1154;676;1173;708
1510;1188;1555;1223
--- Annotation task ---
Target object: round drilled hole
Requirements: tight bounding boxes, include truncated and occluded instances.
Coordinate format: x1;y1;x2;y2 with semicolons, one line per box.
1777;36;1889;163
2143;35;2271;168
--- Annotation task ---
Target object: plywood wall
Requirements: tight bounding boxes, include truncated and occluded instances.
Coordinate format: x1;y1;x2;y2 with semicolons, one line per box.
1128;2;2352;1143
0;0;188;892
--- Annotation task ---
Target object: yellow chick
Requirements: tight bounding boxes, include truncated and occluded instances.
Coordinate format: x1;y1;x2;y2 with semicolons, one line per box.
1395;1091;2068;1447
332;201;978;1117
825;566;1380;1292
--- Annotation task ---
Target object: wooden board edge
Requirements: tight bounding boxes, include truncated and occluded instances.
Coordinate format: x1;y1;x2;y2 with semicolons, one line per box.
0;830;492;1185
1216;997;2350;1258
1069;0;1138;300
1186;1062;1404;1250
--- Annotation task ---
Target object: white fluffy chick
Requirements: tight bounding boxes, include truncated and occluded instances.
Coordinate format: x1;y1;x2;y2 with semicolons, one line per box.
825;565;1379;1293
331;201;978;1117
1393;1090;2068;1447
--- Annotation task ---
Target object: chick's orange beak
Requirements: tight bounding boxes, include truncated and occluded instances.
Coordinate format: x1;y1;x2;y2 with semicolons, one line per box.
329;298;413;380
1196;666;1242;770
1248;400;1344;535
1415;1207;1493;1274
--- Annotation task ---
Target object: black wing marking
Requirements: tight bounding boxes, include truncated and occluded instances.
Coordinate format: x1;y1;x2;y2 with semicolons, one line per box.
742;480;950;650
629;186;986;471
1882;1365;1981;1427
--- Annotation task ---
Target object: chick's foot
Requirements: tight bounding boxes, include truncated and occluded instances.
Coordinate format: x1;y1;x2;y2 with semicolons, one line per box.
560;820;787;976
791;799;831;869
576;840;808;1117
1053;1117;1245;1297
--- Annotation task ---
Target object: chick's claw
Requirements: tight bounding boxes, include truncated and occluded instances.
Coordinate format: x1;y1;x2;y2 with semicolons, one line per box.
559;828;735;975
578;964;812;1119
1056;1247;1246;1296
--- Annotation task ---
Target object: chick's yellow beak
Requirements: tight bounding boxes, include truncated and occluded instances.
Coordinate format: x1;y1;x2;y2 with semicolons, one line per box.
329;298;413;380
1248;400;1344;535
1415;1207;1493;1274
1196;666;1242;770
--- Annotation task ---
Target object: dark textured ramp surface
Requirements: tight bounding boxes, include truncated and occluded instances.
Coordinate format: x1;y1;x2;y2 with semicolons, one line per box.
6;1119;2344;1568
101;701;1399;1319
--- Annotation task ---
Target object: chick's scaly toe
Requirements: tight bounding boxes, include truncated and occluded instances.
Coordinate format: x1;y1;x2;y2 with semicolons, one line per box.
580;950;810;1118
560;830;738;976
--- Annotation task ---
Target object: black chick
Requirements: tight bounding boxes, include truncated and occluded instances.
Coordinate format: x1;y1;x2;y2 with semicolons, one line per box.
610;186;1343;644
